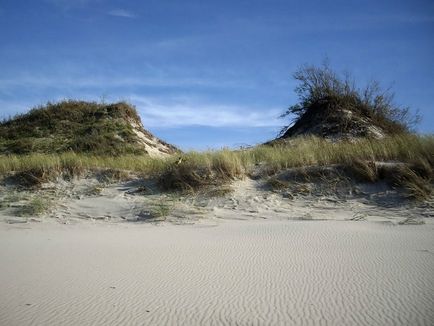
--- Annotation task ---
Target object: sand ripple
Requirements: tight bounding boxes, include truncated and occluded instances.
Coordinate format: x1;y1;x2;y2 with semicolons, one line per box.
0;221;433;325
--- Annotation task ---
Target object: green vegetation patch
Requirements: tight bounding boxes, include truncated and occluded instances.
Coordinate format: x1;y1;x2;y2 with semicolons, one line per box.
0;100;149;155
15;197;52;217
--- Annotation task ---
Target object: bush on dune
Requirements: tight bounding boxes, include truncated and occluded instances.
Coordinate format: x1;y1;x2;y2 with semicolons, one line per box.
279;62;421;138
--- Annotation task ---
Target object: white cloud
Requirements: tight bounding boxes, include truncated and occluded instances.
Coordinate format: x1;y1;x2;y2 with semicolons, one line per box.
0;73;256;90
129;95;282;128
0;95;283;128
107;9;136;18
0;69;282;128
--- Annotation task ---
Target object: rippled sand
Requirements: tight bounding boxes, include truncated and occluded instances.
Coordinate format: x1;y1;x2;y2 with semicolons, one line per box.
1;220;433;325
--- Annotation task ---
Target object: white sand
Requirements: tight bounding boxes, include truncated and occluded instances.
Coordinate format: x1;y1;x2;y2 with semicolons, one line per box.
1;220;433;326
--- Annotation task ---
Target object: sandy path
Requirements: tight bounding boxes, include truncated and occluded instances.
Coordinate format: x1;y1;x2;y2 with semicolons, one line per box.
0;220;433;326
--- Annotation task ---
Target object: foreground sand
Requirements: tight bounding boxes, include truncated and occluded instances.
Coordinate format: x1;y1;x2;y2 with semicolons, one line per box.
1;220;433;326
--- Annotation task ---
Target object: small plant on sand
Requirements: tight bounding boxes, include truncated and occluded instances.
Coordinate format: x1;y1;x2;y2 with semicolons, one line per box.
16;197;52;217
151;202;171;218
145;195;179;220
85;185;104;196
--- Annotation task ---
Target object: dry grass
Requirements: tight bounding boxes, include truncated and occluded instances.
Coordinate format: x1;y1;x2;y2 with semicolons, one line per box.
345;159;378;182
409;158;433;180
96;169;133;183
0;135;432;197
390;165;432;201
266;177;290;191
0;152;171;188
202;186;234;197
158;150;245;192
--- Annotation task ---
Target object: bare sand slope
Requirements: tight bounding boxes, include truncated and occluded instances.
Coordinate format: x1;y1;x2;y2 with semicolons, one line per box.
1;220;433;326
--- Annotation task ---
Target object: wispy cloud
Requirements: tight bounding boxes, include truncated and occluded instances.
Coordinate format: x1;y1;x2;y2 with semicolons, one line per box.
0;94;282;128
130;95;281;128
0;73;257;90
107;9;136;18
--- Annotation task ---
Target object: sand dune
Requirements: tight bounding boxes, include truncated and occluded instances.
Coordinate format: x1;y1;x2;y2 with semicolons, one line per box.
1;220;433;326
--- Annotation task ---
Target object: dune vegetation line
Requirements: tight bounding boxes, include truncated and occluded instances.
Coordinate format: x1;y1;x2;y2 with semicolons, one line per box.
0;134;431;175
0;134;432;198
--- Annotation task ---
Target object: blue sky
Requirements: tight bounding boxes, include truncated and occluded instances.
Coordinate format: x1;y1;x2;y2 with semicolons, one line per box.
0;0;433;150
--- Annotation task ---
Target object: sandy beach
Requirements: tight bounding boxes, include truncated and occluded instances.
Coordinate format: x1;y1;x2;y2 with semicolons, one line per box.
1;219;433;326
2;0;433;325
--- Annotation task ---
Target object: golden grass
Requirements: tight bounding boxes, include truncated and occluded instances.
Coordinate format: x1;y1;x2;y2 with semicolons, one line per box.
0;152;172;176
0;135;433;192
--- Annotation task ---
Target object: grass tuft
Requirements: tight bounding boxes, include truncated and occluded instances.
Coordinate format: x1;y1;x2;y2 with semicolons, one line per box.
345;159;378;182
16;197;52;217
391;166;432;201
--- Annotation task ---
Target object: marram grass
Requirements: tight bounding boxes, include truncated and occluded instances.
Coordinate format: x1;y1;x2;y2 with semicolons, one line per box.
0;135;433;188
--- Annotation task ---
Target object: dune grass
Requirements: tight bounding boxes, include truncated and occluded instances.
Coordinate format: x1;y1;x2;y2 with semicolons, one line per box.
154;134;434;198
0;135;433;196
0;152;171;177
16;197;52;217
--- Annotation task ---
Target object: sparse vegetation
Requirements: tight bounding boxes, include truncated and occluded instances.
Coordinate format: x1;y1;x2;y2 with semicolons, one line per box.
150;201;172;219
85;185;104;196
16;197;52;217
203;185;234;197
146;195;179;220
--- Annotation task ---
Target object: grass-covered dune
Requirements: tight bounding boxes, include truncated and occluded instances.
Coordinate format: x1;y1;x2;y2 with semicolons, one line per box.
0;100;177;156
